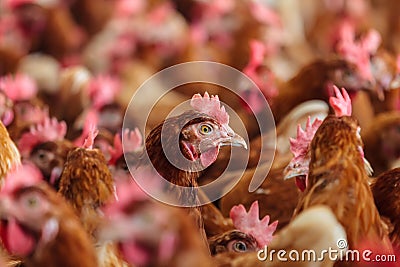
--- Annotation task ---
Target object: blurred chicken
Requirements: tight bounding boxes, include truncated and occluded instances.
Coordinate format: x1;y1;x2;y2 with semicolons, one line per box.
371;168;400;249
362;111;400;175
99;177;212;267
0;119;20;181
58;128;127;267
17;116;73;191
0;73;49;141
0;164;97;267
290;87;392;256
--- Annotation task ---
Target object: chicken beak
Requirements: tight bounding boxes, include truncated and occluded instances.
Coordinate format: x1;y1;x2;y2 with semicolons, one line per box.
220;133;247;150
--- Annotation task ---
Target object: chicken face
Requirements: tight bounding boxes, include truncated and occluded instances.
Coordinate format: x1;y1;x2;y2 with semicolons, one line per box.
0;185;59;257
208;230;258;255
30;141;73;190
180;117;247;168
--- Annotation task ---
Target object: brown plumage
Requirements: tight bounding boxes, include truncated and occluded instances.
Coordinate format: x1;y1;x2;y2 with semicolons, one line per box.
58;147;127;267
0;178;97;267
272;59;365;123
0;121;20;180
58;147;114;236
220;165;299;231
29;140;74;191
371;168;400;248
295;115;390;250
362;111;400;176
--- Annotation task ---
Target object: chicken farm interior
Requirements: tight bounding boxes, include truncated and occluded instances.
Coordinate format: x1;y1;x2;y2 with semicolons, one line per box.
0;0;400;266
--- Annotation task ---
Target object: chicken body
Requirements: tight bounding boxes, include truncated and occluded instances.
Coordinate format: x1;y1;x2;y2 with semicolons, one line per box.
0;167;97;267
372;168;400;248
295;115;390;251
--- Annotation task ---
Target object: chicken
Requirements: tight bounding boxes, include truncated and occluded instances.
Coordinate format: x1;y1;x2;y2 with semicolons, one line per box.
58;128;114;237
289;87;391;255
371;168;400;249
213;205;347;267
0;73;49;140
58;128;127;267
0;164;97;267
362;111;400;175
99;177;213;267
17;116;72;190
136;91;246;215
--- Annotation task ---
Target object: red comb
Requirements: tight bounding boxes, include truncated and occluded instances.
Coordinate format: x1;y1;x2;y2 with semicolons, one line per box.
0;73;38;101
1;164;43;195
396;55;400;74
335;21;381;81
329;85;352;117
108;128;142;165
190;92;229;125
87;75;121;109
249;1;281;27
18;117;67;157
289;117;323;159
230;201;278;247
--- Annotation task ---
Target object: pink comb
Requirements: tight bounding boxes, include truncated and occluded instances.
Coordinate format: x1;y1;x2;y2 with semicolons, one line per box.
0;73;38;102
1;164;43;195
82;125;99;149
18;117;67;157
246;40;266;69
230;201;278;247
108;128;142;165
243;40;278;102
190;92;229;125
87;75;121;109
396;55;400;74
103;168;162;217
329;85;352;117
335;21;381;81
289;117;323;159
73;109;99;147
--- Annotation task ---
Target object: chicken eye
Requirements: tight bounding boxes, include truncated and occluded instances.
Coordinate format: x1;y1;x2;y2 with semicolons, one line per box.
199;124;213;135
20;193;40;209
233;241;247;252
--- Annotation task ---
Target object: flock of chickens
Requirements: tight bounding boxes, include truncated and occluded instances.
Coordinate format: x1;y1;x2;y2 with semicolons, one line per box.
0;0;400;266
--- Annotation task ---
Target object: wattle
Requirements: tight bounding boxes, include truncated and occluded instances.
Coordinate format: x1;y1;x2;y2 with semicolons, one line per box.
0;218;35;256
200;147;219;168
